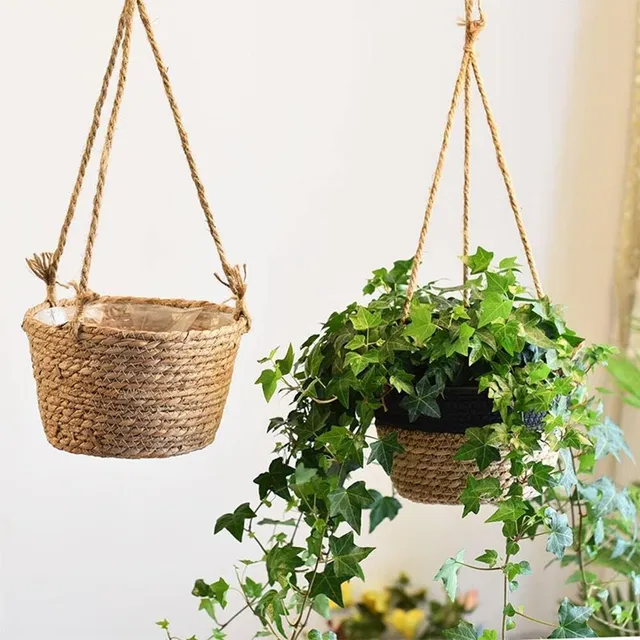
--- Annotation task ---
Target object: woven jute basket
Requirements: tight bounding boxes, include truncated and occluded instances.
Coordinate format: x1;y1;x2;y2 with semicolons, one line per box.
23;0;250;459
376;388;555;506
24;297;247;458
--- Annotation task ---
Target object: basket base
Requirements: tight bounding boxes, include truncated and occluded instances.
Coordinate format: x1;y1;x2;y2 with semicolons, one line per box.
43;427;219;459
377;426;555;506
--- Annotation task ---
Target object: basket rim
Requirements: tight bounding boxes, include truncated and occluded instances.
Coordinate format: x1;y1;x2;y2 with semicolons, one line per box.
23;294;248;341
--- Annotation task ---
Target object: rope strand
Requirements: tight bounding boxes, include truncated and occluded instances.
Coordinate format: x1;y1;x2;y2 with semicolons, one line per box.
29;0;249;326
470;58;544;297
34;1;130;306
403;0;543;319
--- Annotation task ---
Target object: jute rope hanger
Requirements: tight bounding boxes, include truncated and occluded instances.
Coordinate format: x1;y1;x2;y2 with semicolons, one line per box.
27;0;250;327
403;0;544;319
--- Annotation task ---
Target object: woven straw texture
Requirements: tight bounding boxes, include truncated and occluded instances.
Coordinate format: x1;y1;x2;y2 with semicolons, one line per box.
24;0;250;458
24;297;246;459
377;426;556;506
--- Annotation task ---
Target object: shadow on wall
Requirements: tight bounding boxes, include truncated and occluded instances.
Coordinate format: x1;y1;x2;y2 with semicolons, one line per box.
550;0;636;344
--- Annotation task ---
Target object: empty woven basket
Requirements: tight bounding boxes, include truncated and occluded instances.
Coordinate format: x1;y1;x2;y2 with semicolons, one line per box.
23;0;249;459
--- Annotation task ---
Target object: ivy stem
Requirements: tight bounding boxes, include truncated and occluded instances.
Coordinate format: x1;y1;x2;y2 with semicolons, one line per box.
568;451;588;588
290;511;304;545
459;562;503;572
501;552;511;640
218;601;255;631
514;610;556;629
591;615;639;635
291;545;324;639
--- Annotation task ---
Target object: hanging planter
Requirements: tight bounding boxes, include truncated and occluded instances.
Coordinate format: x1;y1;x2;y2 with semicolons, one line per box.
371;3;559;505
23;0;250;459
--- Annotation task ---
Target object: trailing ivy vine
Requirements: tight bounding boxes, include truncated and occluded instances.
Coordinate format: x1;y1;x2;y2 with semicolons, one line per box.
159;249;636;640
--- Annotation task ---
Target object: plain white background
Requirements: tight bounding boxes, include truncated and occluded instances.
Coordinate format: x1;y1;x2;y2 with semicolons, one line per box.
0;1;636;638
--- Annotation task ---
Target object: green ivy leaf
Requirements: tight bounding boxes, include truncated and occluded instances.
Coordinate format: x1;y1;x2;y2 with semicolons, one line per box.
328;481;375;534
214;503;256;542
307;564;346;607
434;549;465;601
486;497;526;523
466;247;495;274
478;293;514;328
528;462;555;493
368;432;404;474
580;477;617;518
312;594;331;620
494;321;523;356
254;458;295;501
591;418;633;462
318;426;361;463
243;577;263;599
460;475;501;517
556;449;578;494
444;621;478;640
389;372;415;396
545;508;573;559
256;590;289;636
400;375;442;422
475;549;499;568
351;307;383;331
329;532;374;580
453;323;476;356
520;323;557;350
549;599;595;638
265;544;305;586
455;427;501;472
327;372;356;409
255;369;281;402
192;578;229;609
276;344;295;375
344;350;380;376
499;256;519;270
405;304;436;344
485;270;515;295
345;335;366;350
368;491;402;532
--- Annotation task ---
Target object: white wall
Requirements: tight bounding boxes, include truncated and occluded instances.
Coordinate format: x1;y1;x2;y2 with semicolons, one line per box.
0;1;636;638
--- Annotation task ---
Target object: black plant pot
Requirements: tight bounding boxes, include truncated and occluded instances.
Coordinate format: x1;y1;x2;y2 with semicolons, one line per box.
375;386;546;434
376;386;498;434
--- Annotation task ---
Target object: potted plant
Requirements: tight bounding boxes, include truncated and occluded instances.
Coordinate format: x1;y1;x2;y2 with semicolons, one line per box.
156;250;635;640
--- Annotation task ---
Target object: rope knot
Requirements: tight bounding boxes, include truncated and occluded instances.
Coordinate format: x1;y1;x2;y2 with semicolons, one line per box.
459;16;486;52
26;252;57;305
215;265;251;331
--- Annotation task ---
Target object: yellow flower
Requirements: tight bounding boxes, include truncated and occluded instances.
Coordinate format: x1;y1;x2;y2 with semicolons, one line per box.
385;608;426;640
329;581;354;609
362;589;391;614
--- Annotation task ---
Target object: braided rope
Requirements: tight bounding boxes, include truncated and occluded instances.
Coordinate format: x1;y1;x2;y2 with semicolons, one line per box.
29;0;249;324
403;0;543;318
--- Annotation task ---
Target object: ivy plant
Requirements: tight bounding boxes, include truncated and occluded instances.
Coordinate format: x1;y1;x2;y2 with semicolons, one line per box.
158;248;635;640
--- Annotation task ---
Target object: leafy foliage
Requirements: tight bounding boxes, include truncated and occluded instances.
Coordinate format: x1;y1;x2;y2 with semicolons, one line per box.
159;249;634;640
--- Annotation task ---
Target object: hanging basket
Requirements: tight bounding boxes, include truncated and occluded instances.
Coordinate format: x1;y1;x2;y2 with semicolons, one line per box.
375;388;552;505
23;0;250;459
376;1;553;504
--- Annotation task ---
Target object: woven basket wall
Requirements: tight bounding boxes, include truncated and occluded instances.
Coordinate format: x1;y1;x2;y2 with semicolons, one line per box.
23;296;247;459
376;425;557;506
375;386;556;505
